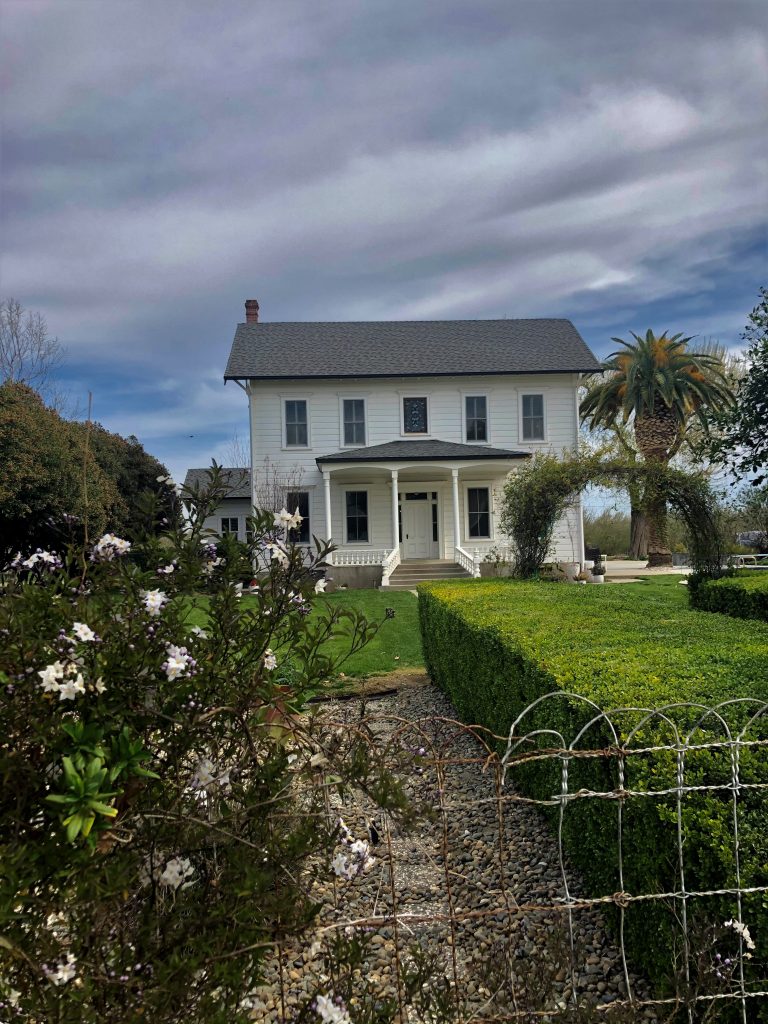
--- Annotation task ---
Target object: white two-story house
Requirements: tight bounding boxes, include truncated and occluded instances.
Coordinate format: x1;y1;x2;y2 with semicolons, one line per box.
222;299;600;588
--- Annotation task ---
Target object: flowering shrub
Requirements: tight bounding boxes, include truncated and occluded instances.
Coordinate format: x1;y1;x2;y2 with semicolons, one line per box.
0;466;403;1023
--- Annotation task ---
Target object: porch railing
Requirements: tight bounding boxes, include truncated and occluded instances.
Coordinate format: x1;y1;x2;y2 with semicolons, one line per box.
379;546;402;587
332;548;391;566
455;545;481;578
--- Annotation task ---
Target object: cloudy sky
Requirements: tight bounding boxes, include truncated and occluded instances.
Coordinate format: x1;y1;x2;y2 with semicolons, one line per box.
2;0;766;484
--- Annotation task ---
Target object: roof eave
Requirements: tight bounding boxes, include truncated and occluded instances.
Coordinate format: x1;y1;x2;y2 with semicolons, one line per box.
226;367;598;382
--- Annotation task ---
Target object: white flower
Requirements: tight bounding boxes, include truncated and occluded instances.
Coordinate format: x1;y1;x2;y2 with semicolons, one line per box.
162;643;195;681
90;533;131;561
159;856;195;890
38;661;65;692
725;919;756;951
263;649;277;671
58;674;86;700
315;993;352;1024
189;625;208;639
48;952;77;986
273;507;303;531
94;676;106;694
314;577;328;594
191;757;231;792
72;622;96;642
142;589;168;616
266;542;289;567
331;852;350;878
165;657;186;681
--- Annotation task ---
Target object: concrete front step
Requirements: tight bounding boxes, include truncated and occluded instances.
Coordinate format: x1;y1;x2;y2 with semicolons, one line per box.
386;561;472;588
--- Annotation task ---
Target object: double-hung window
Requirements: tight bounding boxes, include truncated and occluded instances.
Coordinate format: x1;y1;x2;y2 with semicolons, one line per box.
221;516;239;535
467;488;491;539
284;399;308;447
286;490;310;543
402;396;428;434
521;394;545;441
465;395;488;442
343;399;366;446
345;491;369;543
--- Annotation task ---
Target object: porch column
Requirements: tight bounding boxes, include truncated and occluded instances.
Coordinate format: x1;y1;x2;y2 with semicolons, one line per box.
323;472;333;563
390;470;399;550
451;468;461;550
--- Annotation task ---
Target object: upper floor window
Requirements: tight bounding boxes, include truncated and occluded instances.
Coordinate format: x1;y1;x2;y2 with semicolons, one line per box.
286;490;310;544
403;396;428;434
465;395;488;442
221;516;239;535
343;398;366;446
284;399;308;447
521;394;545;441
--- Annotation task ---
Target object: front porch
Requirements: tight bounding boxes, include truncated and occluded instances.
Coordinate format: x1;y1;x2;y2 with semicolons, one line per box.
316;439;529;588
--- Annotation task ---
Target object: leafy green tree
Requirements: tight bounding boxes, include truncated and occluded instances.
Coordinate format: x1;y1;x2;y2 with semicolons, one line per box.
0;381;117;556
580;330;734;565
710;287;768;485
87;424;181;538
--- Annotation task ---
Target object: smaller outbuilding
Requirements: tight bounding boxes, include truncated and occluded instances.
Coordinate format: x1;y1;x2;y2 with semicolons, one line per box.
183;467;252;543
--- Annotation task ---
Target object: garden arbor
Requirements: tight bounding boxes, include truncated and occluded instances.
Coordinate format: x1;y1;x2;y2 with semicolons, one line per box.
499;453;725;580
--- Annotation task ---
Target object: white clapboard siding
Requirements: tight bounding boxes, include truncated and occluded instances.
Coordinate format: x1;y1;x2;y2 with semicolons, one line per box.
245;373;582;563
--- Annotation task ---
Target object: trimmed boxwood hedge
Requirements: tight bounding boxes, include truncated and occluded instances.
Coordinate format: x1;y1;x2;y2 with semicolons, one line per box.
418;578;768;1006
690;571;768;622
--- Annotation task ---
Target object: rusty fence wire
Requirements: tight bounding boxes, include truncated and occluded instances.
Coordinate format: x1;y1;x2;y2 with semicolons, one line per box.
253;692;768;1023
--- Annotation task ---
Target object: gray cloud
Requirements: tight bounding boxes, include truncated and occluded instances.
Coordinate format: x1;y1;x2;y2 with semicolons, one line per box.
1;0;766;477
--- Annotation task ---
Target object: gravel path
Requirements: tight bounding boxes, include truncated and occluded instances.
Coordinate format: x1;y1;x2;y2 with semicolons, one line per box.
248;682;658;1022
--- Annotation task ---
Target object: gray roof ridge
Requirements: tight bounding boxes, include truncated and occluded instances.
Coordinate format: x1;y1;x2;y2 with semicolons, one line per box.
237;316;575;325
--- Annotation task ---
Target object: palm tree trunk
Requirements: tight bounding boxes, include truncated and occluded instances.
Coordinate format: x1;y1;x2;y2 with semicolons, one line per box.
627;479;648;559
644;474;672;567
629;506;648;559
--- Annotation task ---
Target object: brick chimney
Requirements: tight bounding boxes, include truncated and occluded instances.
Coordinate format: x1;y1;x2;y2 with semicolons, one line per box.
244;298;260;323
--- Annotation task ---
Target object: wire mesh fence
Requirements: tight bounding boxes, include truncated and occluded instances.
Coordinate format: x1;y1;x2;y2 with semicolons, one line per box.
252;686;768;1023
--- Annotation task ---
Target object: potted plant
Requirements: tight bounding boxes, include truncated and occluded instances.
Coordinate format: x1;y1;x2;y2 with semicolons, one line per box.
590;561;606;583
574;570;590;584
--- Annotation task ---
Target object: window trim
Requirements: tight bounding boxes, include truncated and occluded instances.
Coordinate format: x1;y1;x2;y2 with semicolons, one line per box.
399;393;431;437
518;391;548;443
464;485;493;541
462;392;490;444
338;395;368;448
281;395;311;450
220;516;239;536
343;488;371;546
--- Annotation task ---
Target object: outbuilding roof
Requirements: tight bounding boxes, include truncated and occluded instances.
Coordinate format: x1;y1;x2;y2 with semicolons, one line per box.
225;318;599;381
183;467;250;498
316;440;530;464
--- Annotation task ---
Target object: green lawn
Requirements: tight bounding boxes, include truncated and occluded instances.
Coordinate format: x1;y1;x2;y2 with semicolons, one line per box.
181;576;692;680
183;588;423;677
320;589;423;675
610;573;689;605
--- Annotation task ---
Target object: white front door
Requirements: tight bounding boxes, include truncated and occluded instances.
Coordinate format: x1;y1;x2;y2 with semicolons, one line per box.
402;501;431;559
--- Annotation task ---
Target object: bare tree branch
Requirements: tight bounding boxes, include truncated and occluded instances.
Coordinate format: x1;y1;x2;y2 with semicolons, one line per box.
0;298;64;394
223;431;250;469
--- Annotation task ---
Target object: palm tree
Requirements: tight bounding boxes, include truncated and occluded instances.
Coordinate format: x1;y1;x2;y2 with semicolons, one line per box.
581;330;734;566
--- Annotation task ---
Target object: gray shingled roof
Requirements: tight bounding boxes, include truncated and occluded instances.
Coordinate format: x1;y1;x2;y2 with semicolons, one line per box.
316;440;530;464
183;468;250;498
225;319;599;380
